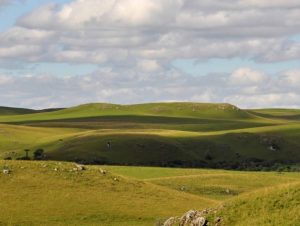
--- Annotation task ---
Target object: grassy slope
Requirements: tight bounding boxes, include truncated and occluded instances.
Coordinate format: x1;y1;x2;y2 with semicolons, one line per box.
106;166;300;200
33;123;300;165
1;103;299;225
0;106;63;116
221;182;300;226
0;124;83;159
0;161;217;226
106;166;300;225
0;102;254;123
0;102;299;167
0;106;36;115
1;161;299;226
250;108;300;120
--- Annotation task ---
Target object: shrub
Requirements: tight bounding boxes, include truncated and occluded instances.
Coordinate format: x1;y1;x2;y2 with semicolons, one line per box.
33;149;44;160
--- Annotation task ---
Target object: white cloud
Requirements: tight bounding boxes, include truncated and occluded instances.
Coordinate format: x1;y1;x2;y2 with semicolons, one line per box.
0;0;300;108
279;70;300;87
137;60;162;72
241;0;300;8
0;67;300;109
0;0;296;65
0;75;12;85
0;45;42;58
225;92;300;109
229;68;267;86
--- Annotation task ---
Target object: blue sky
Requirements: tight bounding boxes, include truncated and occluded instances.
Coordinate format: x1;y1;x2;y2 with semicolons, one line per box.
0;0;300;108
0;0;66;31
173;58;300;76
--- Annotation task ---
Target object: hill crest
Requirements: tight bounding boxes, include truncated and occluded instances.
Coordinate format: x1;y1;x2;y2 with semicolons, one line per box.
0;102;254;122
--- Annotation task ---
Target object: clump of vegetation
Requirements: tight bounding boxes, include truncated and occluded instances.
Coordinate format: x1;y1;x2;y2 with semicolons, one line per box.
16;149;31;160
12;148;46;161
33;149;44;160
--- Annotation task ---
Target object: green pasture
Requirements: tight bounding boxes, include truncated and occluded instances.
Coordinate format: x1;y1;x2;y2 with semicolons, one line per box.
1;161;299;225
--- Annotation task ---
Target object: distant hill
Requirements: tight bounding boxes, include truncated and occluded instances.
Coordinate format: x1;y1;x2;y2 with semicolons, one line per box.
0;102;299;171
49;102;255;119
0;102;255;123
250;108;300;120
0;106;36;115
0;106;63;116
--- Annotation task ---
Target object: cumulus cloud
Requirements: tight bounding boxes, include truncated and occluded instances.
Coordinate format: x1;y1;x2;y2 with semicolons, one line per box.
137;60;162;72
278;70;300;87
0;0;300;108
0;67;300;109
0;0;299;66
229;68;267;86
0;75;13;85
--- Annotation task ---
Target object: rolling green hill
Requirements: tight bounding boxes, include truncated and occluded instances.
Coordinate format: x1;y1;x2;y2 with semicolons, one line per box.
1;161;299;225
0;102;299;170
221;182;300;225
0;106;64;116
0;106;36;115
0;102;254;123
250;108;300;120
0;161;218;226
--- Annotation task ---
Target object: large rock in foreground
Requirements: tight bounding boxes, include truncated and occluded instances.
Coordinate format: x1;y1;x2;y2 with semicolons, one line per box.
162;209;222;226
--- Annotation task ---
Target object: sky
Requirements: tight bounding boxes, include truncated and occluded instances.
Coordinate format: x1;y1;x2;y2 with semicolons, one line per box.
0;0;300;109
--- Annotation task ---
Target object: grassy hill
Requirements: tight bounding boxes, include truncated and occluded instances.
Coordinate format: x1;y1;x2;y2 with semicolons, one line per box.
0;102;255;123
0;106;36;115
107;166;300;225
221;182;300;225
0;102;299;170
0;106;64;116
250;108;300;121
1;102;299;225
0;161;218;226
1;161;299;225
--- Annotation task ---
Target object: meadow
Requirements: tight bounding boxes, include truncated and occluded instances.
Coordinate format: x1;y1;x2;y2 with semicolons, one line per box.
0;102;300;225
0;103;300;170
1;161;299;225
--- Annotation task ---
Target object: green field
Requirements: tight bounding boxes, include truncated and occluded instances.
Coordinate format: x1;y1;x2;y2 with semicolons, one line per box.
0;102;299;170
0;102;300;225
1;161;299;225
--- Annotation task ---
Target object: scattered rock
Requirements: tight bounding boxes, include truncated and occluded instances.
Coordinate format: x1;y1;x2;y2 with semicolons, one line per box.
214;217;222;226
163;208;220;226
191;216;207;226
100;169;107;175
179;210;198;225
2;169;10;174
163;217;178;226
113;177;119;181
74;164;86;171
269;144;280;151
